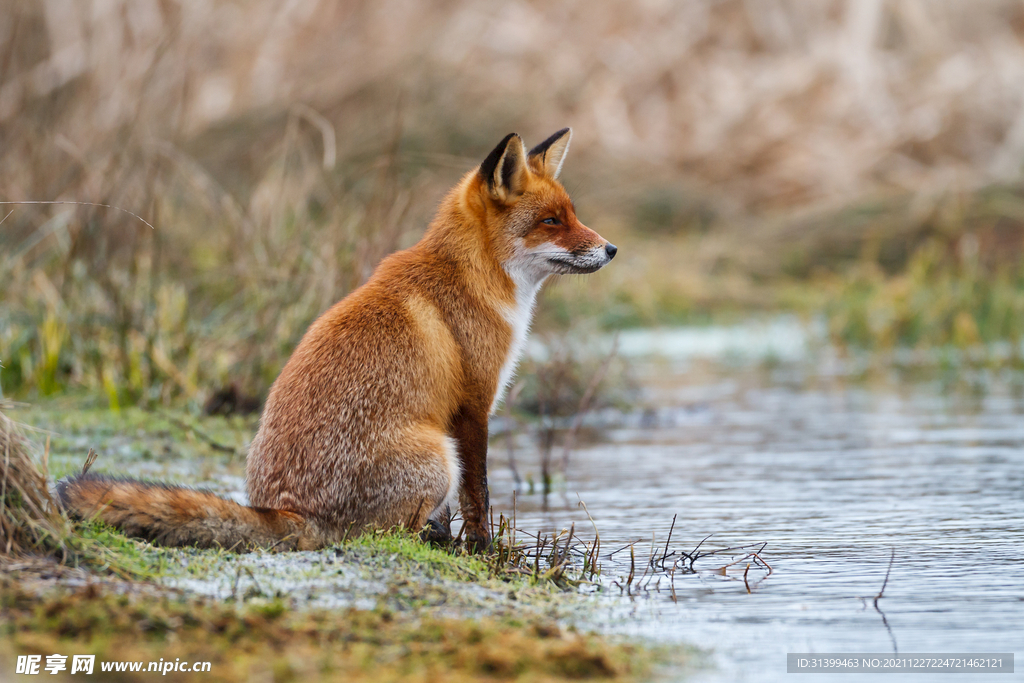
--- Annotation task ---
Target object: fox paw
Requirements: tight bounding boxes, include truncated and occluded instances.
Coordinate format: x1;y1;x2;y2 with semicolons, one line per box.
420;519;453;545
463;529;492;554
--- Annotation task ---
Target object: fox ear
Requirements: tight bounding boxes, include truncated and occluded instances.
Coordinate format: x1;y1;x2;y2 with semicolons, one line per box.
479;133;529;203
528;128;572;179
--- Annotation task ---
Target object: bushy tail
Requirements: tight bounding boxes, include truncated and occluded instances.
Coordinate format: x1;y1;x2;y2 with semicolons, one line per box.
57;474;318;551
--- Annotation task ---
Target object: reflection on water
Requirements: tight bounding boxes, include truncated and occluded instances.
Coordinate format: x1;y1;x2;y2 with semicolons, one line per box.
494;327;1024;682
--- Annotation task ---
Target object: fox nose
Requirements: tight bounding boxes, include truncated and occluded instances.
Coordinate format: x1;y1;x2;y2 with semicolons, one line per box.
605;243;618;259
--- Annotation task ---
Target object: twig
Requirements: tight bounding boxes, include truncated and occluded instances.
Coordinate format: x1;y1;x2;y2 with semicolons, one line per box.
159;411;237;454
533;534;544;578
687;533;714;568
637;532;656;586
694;541;766;562
714;552;758;573
511;491;517;550
626;543;636;592
561;523;575;568
606;538;647;559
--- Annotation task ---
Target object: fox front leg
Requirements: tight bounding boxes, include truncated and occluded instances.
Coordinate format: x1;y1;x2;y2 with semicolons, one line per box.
452;405;492;552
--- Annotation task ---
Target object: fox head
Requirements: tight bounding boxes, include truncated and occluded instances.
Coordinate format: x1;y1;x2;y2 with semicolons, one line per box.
470;128;616;287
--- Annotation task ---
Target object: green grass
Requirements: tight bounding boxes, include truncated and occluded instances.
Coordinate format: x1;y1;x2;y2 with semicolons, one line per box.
818;238;1024;359
344;529;492;581
69;519;179;580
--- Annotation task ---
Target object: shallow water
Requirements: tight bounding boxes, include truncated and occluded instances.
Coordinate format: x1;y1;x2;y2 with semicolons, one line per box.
493;353;1024;682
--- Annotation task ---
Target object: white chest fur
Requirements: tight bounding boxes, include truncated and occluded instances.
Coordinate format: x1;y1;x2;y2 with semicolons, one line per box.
490;276;545;414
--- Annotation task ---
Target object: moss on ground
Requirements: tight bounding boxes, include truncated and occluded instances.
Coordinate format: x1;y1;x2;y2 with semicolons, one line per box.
2;525;664;682
1;578;651;683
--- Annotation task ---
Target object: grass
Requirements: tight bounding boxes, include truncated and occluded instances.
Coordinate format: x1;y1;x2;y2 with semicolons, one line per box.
338;526;598;589
345;529;495;581
2;399;606;591
70;519;178;580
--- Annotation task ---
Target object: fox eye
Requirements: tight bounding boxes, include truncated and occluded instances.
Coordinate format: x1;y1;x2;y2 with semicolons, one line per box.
541;217;560;225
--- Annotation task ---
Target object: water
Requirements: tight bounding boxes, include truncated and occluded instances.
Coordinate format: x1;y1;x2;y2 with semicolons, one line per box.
494;327;1024;682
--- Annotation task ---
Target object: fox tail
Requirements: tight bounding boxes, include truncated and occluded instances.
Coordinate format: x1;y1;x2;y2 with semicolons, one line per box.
57;474;319;551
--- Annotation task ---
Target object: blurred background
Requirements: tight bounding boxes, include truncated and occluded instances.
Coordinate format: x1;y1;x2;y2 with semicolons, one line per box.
4;0;1024;406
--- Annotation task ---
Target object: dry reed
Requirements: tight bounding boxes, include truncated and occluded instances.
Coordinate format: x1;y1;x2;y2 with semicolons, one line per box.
0;402;67;558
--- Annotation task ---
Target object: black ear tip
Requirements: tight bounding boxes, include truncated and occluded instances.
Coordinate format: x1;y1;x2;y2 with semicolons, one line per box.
529;128;572;158
489;133;520;157
480;133;522;183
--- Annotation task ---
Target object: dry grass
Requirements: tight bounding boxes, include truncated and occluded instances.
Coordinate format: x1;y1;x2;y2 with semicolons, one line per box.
485;502;604;588
0;405;175;578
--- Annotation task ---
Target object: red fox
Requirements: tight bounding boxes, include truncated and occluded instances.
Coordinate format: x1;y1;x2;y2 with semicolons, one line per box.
59;129;616;552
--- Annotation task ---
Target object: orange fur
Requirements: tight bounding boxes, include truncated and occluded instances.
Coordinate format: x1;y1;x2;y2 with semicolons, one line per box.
59;129;616;551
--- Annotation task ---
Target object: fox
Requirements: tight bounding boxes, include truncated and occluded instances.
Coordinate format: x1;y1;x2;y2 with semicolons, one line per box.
58;128;616;552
